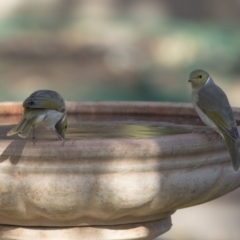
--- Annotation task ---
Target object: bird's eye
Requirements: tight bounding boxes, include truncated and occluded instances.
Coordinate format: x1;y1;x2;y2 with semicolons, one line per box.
199;75;202;78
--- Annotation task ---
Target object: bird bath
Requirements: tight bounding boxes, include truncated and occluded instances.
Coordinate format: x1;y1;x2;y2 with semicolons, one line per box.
0;101;240;240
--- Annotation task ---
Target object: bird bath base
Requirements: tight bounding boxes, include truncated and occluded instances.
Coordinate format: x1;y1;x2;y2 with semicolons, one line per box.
0;217;171;240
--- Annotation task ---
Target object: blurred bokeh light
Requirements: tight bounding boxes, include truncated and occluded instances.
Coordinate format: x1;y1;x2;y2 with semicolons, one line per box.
1;1;240;240
0;0;240;105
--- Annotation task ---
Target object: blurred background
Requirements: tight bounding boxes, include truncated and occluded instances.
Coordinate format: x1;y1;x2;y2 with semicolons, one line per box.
0;1;240;239
1;0;240;104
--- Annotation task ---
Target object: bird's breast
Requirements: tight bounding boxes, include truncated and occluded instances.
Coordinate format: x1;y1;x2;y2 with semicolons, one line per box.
41;110;65;127
191;92;219;133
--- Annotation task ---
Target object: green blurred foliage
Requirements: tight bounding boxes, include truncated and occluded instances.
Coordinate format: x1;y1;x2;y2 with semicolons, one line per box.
0;0;239;105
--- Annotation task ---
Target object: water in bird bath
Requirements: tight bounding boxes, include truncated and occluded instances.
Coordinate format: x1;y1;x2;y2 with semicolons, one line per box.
1;114;204;140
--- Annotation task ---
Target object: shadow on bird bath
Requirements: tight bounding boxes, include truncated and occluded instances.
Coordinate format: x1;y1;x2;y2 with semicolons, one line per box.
0;140;26;165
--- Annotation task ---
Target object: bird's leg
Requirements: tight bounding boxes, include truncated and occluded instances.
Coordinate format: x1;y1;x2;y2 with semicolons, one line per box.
32;128;37;141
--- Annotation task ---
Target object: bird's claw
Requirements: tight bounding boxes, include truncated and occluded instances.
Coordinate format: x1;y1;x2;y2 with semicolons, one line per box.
192;128;213;141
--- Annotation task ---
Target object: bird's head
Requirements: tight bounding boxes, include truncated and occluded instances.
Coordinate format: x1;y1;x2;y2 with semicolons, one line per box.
188;69;210;89
55;114;67;139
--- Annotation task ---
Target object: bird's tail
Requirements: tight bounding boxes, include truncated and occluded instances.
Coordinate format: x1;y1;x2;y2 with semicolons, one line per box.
224;136;240;172
7;118;34;138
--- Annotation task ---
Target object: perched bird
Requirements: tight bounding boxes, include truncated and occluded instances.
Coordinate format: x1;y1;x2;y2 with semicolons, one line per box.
7;90;67;140
188;69;240;171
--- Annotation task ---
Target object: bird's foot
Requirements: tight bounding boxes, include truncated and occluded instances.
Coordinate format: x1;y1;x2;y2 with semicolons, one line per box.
57;136;64;140
31;136;38;145
192;127;213;140
217;133;222;140
32;137;38;142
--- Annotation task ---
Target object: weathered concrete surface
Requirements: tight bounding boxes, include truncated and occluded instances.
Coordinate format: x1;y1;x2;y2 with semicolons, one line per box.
0;217;171;240
0;102;239;239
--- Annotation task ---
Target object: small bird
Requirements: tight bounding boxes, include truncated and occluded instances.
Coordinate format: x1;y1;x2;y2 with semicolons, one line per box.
188;69;240;171
7;90;67;140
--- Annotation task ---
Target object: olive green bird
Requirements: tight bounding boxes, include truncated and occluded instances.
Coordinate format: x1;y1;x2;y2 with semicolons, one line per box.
188;69;240;171
7;90;67;140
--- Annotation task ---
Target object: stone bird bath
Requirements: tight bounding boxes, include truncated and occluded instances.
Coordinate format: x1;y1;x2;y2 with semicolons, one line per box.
0;101;240;240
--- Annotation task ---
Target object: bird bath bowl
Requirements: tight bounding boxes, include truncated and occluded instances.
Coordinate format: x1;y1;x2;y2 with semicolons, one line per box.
0;101;240;240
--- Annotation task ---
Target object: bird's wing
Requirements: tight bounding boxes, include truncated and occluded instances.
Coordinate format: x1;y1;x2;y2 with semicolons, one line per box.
7;108;41;136
23;90;65;112
197;83;239;140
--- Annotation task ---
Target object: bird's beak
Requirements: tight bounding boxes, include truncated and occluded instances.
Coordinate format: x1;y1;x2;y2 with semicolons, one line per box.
188;79;192;82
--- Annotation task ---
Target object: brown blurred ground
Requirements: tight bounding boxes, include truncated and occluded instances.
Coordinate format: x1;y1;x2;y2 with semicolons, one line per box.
1;1;240;239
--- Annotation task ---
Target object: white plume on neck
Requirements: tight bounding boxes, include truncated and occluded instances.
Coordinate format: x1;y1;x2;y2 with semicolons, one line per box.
205;76;210;86
60;114;66;123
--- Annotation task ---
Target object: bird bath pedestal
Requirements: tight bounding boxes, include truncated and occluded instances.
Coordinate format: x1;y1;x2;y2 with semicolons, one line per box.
0;101;240;240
